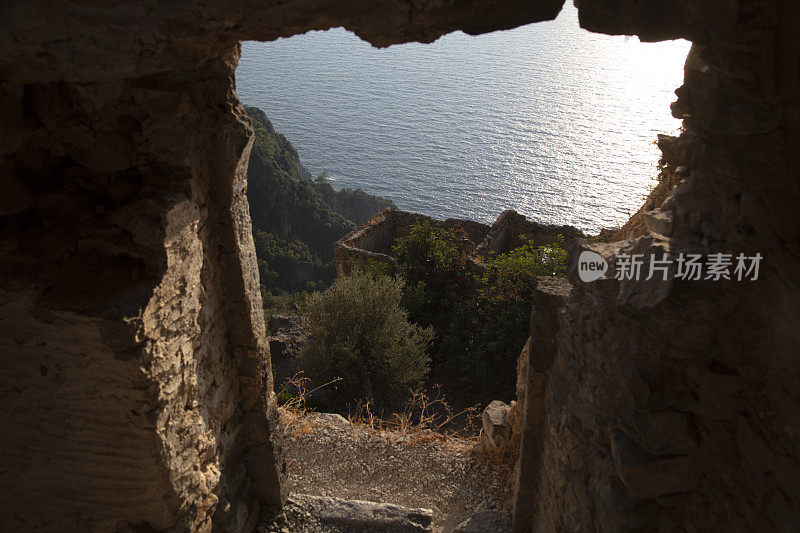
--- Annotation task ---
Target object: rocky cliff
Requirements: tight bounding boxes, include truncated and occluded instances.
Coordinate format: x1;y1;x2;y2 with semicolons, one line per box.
245;106;394;293
515;2;800;531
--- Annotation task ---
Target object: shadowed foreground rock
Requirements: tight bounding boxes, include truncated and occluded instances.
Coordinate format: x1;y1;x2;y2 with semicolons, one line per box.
261;494;433;533
0;0;564;529
454;509;510;533
1;0;799;530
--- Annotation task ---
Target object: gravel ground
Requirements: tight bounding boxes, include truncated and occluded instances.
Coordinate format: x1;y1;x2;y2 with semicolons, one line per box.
277;410;511;532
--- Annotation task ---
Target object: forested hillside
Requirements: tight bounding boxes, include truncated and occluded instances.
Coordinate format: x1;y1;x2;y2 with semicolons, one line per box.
245;106;395;295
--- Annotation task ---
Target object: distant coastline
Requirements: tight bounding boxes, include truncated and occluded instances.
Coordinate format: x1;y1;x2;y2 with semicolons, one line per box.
245;106;395;296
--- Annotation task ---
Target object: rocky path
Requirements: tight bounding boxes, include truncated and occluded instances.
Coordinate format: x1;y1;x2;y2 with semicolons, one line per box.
261;410;512;532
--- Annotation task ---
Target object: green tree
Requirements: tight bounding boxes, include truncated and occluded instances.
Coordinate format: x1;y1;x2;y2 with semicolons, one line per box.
301;272;432;411
454;238;567;391
389;221;470;348
478;236;567;303
387;222;567;399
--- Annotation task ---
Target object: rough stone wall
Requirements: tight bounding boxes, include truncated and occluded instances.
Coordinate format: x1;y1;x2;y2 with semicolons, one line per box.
510;279;571;532
334;208;491;276
513;0;800;531
0;50;286;530
334;207;581;277
0;0;565;530
475;209;583;257
3;0;799;530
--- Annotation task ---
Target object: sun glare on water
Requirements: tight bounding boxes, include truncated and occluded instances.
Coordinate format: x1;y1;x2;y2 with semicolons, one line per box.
236;3;692;233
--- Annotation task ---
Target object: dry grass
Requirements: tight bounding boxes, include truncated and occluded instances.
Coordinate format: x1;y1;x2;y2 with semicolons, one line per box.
473;432;520;483
278;372;520;503
345;384;482;444
277;374;521;519
276;372;341;431
277;374;482;446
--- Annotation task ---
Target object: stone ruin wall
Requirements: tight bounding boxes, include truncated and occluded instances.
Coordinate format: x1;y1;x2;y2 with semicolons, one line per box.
334;209;423;276
334;207;582;277
475;209;584;257
1;0;798;531
333;208;492;276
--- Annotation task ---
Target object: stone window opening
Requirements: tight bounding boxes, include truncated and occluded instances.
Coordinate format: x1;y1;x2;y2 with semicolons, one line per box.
234;11;692;530
2;0;797;531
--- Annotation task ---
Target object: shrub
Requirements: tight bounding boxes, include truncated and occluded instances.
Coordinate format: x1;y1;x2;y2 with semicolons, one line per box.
253;229;335;295
387;222;567;399
389;222;471;357
391;221;463;277
478;236;567;303
452;238;567;392
301;271;432;411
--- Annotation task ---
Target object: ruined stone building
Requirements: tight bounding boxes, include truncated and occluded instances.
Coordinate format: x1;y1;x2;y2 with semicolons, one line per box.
1;0;798;530
333;208;582;276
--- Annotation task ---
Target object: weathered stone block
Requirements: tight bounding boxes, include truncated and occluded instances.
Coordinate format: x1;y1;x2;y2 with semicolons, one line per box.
482;400;513;447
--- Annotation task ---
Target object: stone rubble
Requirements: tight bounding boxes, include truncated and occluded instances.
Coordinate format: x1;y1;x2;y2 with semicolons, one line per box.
261;494;434;533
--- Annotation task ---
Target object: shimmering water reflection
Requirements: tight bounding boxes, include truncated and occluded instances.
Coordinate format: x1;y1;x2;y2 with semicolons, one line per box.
236;3;690;233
